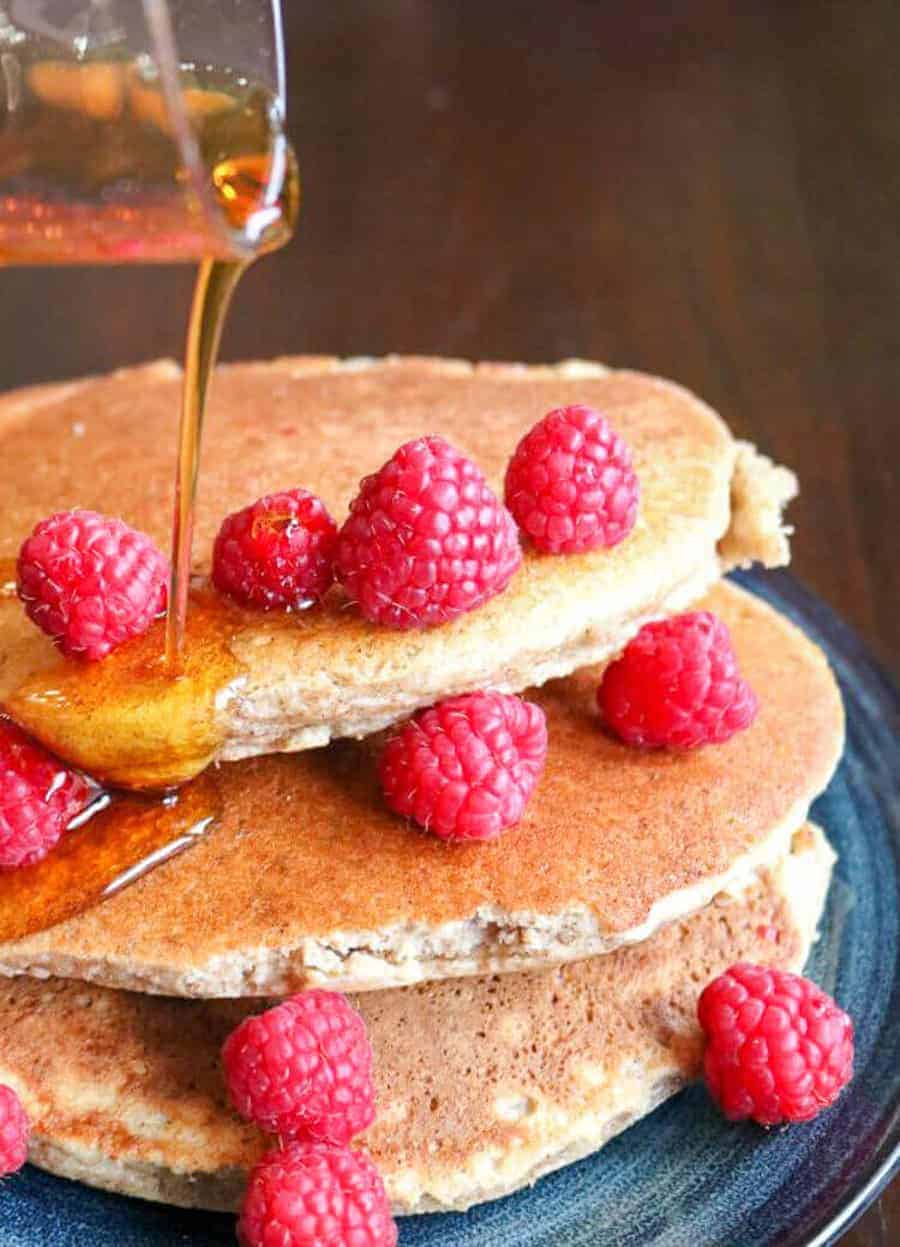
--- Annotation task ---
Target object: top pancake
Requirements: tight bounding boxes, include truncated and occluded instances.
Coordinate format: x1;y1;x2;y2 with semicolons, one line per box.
0;581;844;998
0;356;796;788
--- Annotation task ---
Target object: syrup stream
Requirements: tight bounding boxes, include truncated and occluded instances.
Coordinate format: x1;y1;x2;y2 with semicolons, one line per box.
164;257;245;671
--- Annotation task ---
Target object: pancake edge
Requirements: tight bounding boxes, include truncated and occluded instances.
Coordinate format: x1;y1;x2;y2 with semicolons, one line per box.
0;798;822;998
396;822;836;1215
15;824;836;1216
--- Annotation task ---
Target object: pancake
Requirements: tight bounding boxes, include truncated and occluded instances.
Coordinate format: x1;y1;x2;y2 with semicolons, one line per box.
0;825;834;1215
0;582;844;997
0;356;796;789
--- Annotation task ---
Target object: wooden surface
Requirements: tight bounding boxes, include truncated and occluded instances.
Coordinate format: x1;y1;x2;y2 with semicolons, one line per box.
0;0;897;1239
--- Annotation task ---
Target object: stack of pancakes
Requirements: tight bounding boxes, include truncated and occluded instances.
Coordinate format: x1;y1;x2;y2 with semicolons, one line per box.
0;357;844;1218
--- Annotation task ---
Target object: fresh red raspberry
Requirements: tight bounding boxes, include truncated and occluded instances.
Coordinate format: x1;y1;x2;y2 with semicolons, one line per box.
17;509;168;660
379;690;547;842
698;963;854;1125
238;1141;397;1247
335;436;522;629
0;1084;30;1176
212;488;337;610
597;610;758;749
0;719;91;870
504;404;639;554
222;990;375;1144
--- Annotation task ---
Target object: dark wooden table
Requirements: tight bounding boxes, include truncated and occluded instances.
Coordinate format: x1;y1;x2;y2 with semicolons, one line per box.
0;1;897;1240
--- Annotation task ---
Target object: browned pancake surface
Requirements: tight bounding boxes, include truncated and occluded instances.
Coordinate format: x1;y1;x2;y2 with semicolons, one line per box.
0;582;843;996
0;358;726;562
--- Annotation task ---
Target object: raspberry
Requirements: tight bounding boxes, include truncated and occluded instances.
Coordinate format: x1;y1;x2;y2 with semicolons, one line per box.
238;1141;397;1247
597;610;758;749
0;719;91;869
335;436;521;629
698;963;854;1125
17;509;168;660
0;1084;29;1176
379;690;547;842
504;404;639;554
212;488;337;610
222;990;375;1144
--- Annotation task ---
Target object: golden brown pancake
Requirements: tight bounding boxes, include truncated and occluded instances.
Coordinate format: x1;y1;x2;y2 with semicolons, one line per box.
0;582;843;997
0;356;796;789
0;825;834;1215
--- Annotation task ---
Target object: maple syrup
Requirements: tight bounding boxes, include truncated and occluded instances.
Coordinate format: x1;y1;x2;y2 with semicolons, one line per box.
2;582;243;790
0;51;298;264
1;574;340;792
0;768;221;943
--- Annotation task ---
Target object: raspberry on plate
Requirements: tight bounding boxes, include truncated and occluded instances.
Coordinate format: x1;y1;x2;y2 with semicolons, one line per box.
335;435;522;629
0;1083;29;1176
379;690;548;842
212;488;337;610
597;610;758;749
17;509;168;661
698;962;854;1125
504;403;639;554
238;1141;397;1247
0;719;91;870
222;989;375;1144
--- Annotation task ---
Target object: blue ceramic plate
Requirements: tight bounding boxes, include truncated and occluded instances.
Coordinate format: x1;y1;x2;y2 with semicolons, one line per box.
1;571;898;1247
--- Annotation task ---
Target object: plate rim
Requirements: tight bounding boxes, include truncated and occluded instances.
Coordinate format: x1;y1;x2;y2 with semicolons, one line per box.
734;570;900;1247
